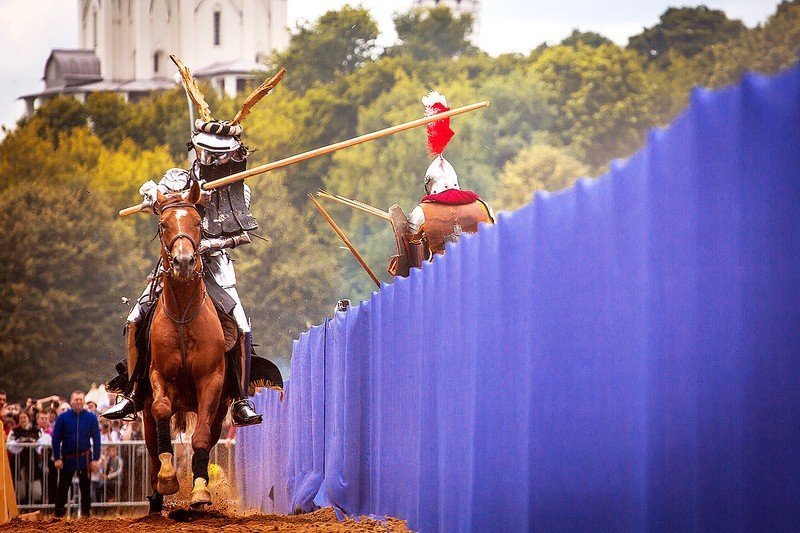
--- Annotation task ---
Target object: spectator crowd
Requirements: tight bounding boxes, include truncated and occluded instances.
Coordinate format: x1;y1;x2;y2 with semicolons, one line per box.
3;384;235;514
1;385;146;508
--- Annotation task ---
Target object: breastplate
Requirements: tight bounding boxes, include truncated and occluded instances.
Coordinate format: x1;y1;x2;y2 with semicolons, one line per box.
197;160;258;237
420;200;492;255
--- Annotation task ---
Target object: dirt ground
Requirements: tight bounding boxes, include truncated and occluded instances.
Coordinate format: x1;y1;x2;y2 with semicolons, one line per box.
2;456;409;532
0;507;410;532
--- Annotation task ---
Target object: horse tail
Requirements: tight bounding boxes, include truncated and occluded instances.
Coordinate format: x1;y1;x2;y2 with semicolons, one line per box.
172;412;196;436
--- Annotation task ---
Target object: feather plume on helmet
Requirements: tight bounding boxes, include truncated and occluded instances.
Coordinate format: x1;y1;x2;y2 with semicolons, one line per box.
169;54;285;166
422;91;460;194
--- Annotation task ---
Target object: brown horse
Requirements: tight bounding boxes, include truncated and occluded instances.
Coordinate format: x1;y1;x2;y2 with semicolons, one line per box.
143;181;229;510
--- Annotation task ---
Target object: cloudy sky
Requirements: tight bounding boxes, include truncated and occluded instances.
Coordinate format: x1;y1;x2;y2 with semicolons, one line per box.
0;0;781;132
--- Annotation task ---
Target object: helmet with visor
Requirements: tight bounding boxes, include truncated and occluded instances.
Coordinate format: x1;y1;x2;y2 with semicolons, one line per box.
191;130;246;166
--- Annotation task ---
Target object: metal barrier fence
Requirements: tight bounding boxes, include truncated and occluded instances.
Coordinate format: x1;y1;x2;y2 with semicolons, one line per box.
6;439;235;515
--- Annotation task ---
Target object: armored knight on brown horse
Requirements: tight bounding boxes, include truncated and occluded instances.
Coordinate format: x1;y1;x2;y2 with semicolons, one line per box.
104;57;283;437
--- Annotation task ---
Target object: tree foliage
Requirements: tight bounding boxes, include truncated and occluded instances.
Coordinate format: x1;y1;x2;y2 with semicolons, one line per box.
705;1;800;87
269;6;379;92
494;143;589;212
560;29;613;48
391;6;476;61
0;183;148;398
628;6;745;67
531;43;656;168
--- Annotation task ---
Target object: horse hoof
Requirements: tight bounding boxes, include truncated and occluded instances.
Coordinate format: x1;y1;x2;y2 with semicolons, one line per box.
157;452;180;495
148;493;164;514
190;478;212;508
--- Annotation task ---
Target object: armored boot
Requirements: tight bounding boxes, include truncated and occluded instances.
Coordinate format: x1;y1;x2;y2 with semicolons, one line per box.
230;332;262;426
103;322;141;421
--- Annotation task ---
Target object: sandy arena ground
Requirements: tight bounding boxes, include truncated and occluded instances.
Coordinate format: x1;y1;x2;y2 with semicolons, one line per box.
2;455;409;532
0;507;409;532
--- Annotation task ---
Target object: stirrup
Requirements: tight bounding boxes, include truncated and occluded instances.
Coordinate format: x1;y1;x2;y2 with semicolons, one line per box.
104;394;138;422
118;394;139;421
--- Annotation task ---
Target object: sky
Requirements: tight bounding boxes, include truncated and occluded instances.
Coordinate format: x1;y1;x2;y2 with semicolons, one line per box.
0;0;782;133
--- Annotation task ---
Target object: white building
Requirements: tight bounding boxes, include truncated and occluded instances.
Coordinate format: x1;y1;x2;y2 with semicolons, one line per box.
22;0;289;113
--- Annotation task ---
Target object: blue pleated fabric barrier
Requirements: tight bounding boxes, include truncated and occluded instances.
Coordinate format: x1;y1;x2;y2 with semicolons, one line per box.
236;66;800;531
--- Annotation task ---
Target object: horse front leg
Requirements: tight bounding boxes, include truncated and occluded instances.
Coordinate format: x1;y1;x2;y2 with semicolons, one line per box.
151;368;179;496
143;401;164;513
189;372;225;508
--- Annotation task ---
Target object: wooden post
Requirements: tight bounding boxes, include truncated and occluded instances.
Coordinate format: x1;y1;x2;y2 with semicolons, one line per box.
1;430;19;523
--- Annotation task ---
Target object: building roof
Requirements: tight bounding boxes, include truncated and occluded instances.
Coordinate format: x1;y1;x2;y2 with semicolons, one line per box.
193;58;269;78
22;49;269;103
20;78;177;101
44;49;102;88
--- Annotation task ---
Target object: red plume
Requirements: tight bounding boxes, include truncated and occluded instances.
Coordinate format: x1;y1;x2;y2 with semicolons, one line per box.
423;91;454;157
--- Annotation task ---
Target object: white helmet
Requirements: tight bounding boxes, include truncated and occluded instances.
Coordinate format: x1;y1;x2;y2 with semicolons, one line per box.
424;155;460;195
422;91;459;195
191;127;245;166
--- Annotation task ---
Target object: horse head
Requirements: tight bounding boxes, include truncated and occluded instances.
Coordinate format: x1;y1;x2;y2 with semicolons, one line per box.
156;181;203;281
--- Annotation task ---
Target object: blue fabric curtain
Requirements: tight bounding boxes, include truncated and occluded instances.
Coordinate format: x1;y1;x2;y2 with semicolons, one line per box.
236;66;800;531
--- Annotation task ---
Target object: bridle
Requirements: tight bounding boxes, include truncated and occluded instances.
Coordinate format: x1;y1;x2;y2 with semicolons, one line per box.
158;202;203;281
157;202;207;352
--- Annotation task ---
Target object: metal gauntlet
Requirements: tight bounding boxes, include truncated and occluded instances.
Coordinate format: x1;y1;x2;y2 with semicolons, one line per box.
228;233;251;248
199;233;251;253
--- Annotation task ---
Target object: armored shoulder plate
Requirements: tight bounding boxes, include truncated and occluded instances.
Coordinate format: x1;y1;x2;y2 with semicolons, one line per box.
159;168;190;192
197;160;258;237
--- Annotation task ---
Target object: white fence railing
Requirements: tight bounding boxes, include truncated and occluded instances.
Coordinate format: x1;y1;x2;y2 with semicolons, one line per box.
6;439;235;515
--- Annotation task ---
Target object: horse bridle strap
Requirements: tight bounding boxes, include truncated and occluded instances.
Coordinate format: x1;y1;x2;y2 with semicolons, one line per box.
165;232;199;255
158;202;203;278
161;284;207;325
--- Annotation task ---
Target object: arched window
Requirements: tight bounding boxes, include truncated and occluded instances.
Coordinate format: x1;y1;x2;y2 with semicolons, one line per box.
213;10;221;45
153;51;163;75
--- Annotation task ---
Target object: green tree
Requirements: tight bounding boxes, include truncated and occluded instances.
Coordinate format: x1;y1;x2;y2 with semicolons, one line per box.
85;92;133;147
647;51;707;124
391;6;476;61
561;29;613;48
473;69;555;171
705;0;800;87
15;97;88;147
0;121;103;191
494;143;589;211
90;139;176;206
628;6;745;67
269;6;379;92
531;43;656;169
0;183;148;398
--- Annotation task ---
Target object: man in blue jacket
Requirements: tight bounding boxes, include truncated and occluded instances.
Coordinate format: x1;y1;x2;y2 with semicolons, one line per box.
51;390;101;517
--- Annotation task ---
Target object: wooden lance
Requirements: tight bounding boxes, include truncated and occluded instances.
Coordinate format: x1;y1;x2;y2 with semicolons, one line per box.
119;101;489;217
308;194;381;288
316;189;390;222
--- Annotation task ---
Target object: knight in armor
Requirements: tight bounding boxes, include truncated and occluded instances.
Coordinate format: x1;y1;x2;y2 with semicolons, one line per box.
389;92;495;277
104;57;284;425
